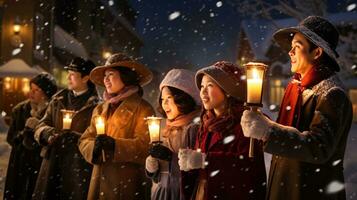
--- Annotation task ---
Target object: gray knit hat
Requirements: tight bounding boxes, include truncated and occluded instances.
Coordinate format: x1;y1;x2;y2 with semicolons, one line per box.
160;68;201;105
195;61;246;102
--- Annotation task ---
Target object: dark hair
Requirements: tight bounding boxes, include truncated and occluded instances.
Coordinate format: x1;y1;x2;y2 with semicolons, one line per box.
307;38;338;71
114;67;144;96
157;86;197;118
80;74;96;89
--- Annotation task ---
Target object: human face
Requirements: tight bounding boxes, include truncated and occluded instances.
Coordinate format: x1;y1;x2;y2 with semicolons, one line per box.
289;33;318;77
104;69;125;94
161;87;181;120
29;83;47;104
67;70;89;91
200;75;226;116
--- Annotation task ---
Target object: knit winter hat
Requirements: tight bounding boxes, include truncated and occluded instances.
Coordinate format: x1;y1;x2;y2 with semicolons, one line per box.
195;61;246;102
30;72;58;99
160;68;201;105
273;16;340;71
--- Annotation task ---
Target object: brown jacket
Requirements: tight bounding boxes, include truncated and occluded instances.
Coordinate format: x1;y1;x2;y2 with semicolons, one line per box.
265;75;353;200
32;88;99;200
79;93;155;200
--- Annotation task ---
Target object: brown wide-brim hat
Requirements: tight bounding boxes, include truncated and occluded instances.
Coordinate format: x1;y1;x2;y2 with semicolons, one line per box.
273;16;340;72
90;53;153;87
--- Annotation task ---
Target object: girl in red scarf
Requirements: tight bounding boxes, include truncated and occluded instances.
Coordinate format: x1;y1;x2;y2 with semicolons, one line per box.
179;61;266;200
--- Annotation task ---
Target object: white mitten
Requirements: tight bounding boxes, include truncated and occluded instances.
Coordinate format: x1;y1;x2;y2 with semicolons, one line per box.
240;110;273;140
25;117;40;129
178;148;206;171
145;156;159;173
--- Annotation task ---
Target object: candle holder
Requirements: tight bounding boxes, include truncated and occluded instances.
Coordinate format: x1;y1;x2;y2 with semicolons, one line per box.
145;116;163;145
61;109;75;130
95;116;107;162
244;62;268;158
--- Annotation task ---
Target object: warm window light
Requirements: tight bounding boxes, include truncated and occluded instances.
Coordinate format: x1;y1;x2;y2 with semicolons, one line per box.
4;77;12;90
22;78;30;93
103;51;112;59
13;24;21;34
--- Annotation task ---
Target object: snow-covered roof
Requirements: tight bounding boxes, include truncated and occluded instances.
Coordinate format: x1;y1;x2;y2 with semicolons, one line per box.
239;12;357;59
0;59;41;78
54;25;89;59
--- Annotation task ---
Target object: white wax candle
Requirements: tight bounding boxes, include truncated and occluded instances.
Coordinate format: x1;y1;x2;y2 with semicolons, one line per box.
149;123;160;142
96;117;105;135
247;78;263;104
63;113;72;130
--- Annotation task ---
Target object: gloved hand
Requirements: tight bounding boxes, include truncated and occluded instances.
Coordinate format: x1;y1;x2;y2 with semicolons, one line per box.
92;134;115;164
145;156;159;173
25;117;40;129
240;110;273;141
178;149;206;172
149;144;173;161
22;127;39;150
40;130;59;146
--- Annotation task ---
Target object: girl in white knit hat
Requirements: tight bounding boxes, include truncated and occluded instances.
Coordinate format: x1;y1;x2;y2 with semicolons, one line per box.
145;68;201;200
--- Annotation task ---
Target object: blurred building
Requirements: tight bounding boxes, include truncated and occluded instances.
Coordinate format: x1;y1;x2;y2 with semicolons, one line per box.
0;0;143;122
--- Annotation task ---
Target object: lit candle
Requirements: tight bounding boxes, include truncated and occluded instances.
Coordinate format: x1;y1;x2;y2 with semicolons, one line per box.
95;116;105;135
95;116;106;162
146;116;162;143
247;68;263;104
61;110;75;130
63;113;72;130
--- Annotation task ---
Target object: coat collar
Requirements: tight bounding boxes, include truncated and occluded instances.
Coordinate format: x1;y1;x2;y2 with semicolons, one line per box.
100;93;142;118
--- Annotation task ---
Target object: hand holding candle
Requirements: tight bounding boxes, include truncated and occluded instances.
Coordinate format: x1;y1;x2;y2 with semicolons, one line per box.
95;116;106;162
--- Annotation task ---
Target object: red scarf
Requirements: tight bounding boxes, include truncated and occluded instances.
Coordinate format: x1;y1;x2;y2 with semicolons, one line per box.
277;66;334;127
196;104;245;152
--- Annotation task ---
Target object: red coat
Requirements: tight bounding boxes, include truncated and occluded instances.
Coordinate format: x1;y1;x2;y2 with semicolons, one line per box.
182;109;266;200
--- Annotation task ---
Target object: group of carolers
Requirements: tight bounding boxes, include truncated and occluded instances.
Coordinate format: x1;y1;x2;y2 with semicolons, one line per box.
4;16;353;200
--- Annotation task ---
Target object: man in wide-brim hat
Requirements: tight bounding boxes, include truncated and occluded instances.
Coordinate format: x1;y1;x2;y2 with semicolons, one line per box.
241;16;353;200
79;53;155;200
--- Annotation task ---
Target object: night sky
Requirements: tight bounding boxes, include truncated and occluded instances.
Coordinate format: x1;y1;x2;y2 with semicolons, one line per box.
130;0;355;72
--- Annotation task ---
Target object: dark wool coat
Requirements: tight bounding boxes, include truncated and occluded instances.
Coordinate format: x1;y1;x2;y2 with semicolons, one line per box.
265;74;353;200
4;100;44;200
32;88;99;200
79;93;155;200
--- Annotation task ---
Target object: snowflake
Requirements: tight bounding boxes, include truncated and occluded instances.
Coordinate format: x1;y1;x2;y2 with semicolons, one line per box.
325;180;344;194
332;159;342;166
108;0;114;6
223;135;235;144
169;11;180;21
216;1;223;7
347;3;356;11
210;170;220;177
1;111;6;117
12;48;21;56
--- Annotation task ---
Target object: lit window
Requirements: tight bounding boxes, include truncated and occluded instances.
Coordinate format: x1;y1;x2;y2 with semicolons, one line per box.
270;79;284;107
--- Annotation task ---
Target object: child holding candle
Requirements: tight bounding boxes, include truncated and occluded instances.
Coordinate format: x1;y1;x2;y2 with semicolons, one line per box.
145;69;201;200
178;61;266;200
78;53;155;200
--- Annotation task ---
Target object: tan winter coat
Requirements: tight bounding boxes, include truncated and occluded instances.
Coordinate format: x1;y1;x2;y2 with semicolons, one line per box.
79;93;155;200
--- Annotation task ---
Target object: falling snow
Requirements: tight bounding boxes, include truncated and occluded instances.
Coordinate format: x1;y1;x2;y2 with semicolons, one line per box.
168;11;180;21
